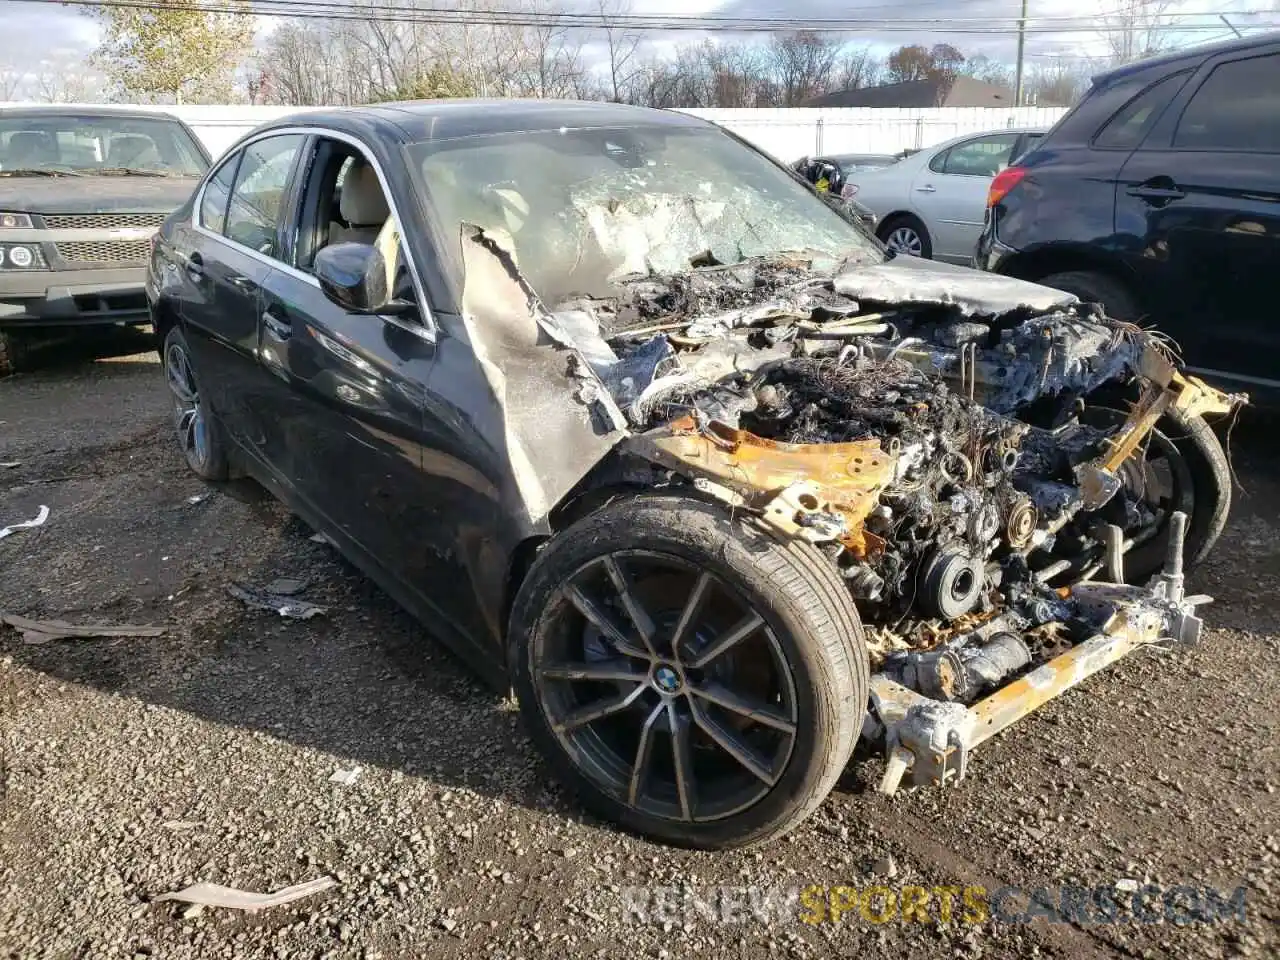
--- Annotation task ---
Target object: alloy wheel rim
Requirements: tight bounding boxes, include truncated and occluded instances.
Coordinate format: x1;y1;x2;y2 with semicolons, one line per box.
886;226;923;256
165;342;208;468
533;551;799;823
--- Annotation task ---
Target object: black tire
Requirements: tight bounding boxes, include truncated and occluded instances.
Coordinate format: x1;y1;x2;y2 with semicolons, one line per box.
509;494;868;849
1038;270;1139;322
162;325;229;481
1080;406;1230;582
0;328;29;377
877;214;933;259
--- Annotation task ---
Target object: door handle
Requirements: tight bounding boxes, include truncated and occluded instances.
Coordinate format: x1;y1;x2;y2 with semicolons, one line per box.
915;184;937;193
262;309;292;341
186;252;204;282
1127;179;1185;204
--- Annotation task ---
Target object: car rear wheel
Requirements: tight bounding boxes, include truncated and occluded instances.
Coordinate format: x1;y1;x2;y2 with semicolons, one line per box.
877;214;932;259
1038;270;1139;322
509;494;868;849
163;325;228;481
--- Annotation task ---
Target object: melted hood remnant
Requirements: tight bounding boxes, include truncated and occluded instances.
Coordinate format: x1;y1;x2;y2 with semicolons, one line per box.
829;258;1077;317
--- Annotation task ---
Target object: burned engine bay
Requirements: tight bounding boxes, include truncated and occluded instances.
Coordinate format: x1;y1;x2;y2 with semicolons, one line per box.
533;250;1245;781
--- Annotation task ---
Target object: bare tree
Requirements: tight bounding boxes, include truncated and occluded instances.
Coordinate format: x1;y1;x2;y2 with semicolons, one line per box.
767;31;843;106
597;0;643;102
1026;59;1093;106
831;46;880;93
1101;0;1179;64
262;21;364;105
0;64;23;101
958;53;1014;88
705;41;770;107
514;0;586;99
35;64;92;103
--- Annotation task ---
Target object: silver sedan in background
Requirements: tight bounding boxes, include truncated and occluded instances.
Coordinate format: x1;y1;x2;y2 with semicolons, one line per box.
845;128;1045;263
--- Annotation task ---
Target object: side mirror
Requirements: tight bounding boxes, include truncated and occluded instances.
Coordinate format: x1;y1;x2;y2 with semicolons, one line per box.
314;242;413;316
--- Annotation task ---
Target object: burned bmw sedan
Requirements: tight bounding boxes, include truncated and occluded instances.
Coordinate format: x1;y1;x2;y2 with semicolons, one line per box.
148;102;1245;849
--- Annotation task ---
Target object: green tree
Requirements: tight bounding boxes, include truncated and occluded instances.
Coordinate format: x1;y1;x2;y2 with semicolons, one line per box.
88;0;254;104
376;64;479;101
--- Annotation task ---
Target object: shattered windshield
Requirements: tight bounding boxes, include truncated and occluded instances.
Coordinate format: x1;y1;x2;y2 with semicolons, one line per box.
409;124;882;303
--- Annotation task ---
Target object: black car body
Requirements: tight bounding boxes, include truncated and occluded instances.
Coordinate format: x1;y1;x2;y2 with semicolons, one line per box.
0;106;210;373
976;33;1280;398
148;100;1241;848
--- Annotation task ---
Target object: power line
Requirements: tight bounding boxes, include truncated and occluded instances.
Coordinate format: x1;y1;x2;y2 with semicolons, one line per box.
32;0;1280;32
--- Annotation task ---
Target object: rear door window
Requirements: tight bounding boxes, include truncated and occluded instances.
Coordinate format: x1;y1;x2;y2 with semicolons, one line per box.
224;134;306;259
1174;53;1280;152
931;135;1020;177
1094;72;1189;149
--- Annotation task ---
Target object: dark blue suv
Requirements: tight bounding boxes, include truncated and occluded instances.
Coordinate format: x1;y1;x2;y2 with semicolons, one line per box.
976;33;1280;399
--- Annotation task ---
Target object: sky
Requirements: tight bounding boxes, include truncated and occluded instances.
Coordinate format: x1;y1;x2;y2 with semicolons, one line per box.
2;0;1275;99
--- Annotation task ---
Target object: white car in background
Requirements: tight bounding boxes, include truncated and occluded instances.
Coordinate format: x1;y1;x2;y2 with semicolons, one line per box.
846;128;1046;263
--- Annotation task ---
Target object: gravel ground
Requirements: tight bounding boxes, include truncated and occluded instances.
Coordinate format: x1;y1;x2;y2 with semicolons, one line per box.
0;342;1276;960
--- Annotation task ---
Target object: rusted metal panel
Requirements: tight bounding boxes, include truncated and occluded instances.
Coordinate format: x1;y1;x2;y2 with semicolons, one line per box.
635;415;898;557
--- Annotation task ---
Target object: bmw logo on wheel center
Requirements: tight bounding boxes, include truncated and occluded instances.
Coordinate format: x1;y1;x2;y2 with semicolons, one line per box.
652;664;682;694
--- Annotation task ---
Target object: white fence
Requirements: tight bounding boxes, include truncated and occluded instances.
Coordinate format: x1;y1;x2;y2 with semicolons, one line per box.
2;102;1069;161
684;107;1067;159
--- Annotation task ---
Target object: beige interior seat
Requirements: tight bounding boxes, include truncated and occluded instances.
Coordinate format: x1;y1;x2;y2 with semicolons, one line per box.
331;161;390;245
6;131;56;166
109;135;158;168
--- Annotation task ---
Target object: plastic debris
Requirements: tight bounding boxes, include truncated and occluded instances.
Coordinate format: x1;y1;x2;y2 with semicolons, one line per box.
1;462;20;469
0;505;49;540
329;765;362;786
155;877;337;912
264;577;308;596
228;582;327;620
308;532;330;545
187;493;210;505
0;612;167;645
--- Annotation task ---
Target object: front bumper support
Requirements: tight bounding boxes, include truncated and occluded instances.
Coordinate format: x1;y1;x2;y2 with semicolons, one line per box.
871;511;1208;794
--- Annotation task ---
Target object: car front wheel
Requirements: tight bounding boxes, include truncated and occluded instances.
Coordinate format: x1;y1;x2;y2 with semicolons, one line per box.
509;494;869;849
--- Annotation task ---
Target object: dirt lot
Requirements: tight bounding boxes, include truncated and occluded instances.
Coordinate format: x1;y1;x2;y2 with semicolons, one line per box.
1;341;1277;960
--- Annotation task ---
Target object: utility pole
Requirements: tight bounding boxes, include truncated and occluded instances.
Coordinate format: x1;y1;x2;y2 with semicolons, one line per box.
1014;0;1028;107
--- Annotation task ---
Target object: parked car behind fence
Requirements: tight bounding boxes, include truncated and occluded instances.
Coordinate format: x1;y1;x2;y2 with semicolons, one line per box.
844;128;1045;263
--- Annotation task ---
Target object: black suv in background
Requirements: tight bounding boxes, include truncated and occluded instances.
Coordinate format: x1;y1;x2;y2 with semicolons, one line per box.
976;33;1280;398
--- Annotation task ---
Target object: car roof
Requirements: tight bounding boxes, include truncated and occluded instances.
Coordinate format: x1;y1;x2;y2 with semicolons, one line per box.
258;100;709;145
0;104;187;123
1092;31;1280;88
